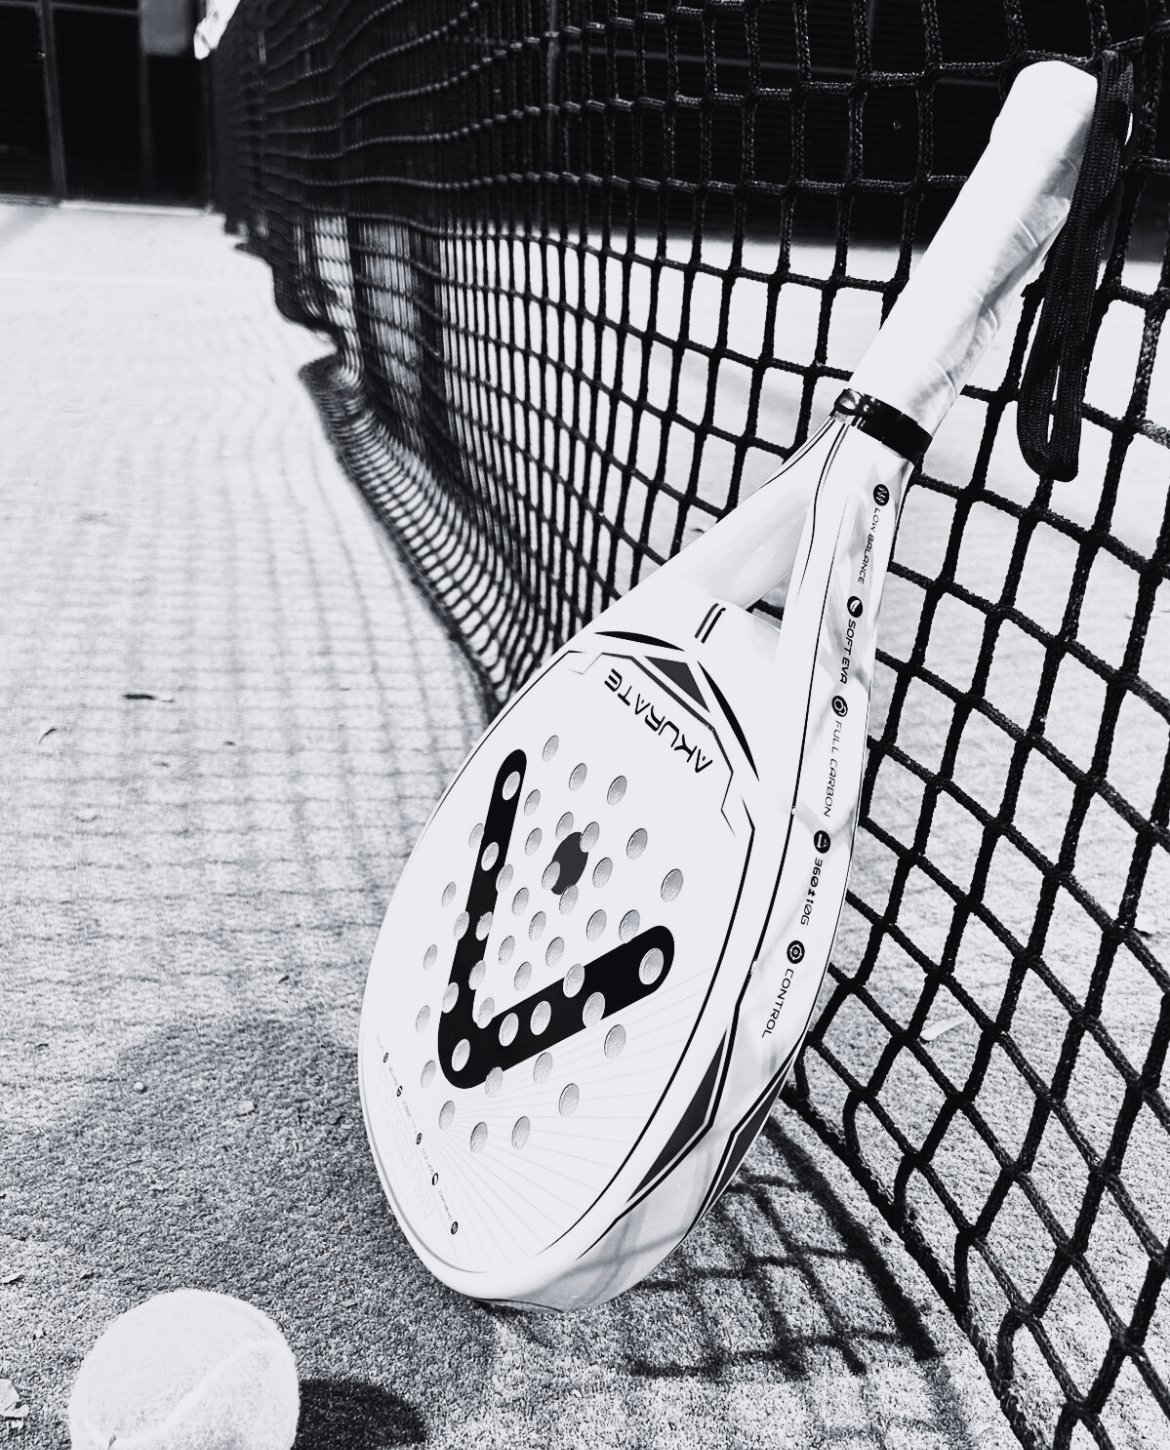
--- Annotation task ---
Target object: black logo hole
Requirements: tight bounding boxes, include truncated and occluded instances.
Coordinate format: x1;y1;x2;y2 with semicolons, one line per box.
549;831;588;896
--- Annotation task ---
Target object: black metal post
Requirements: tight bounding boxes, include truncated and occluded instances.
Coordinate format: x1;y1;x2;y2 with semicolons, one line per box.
137;6;156;196
36;0;67;197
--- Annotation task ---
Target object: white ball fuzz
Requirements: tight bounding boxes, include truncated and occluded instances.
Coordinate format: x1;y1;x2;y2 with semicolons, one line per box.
69;1290;299;1450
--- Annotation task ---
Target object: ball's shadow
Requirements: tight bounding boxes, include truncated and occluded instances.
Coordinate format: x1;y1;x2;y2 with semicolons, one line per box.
295;1378;426;1449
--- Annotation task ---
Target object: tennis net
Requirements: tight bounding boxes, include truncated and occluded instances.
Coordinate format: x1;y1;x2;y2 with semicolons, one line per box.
206;3;1169;1446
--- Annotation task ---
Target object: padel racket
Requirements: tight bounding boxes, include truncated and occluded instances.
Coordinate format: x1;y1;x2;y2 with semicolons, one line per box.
359;61;1098;1311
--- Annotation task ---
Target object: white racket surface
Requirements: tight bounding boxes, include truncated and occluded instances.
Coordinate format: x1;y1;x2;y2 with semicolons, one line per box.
359;61;1098;1310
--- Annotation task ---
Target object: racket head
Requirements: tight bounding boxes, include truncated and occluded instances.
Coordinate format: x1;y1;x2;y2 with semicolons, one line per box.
360;418;912;1310
359;595;774;1305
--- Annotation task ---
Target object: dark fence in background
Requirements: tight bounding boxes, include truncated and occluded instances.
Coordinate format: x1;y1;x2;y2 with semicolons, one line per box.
0;0;204;202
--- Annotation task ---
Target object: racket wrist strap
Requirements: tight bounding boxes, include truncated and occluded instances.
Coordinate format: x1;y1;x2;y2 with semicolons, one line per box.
1015;50;1134;482
834;389;932;465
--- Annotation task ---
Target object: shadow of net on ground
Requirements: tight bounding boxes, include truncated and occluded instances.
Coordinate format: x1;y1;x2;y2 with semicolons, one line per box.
618;1122;938;1379
492;1117;1001;1445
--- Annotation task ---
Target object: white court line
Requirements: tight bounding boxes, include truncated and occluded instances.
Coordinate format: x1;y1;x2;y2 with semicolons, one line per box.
0;270;268;291
59;200;207;217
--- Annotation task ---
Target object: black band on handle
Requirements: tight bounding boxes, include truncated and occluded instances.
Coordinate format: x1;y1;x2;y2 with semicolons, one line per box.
833;389;932;465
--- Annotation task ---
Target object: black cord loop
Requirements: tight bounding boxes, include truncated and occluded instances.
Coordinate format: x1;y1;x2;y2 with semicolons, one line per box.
1016;50;1134;481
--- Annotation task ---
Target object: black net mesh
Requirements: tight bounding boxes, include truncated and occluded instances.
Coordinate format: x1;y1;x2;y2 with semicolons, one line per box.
207;3;1169;1446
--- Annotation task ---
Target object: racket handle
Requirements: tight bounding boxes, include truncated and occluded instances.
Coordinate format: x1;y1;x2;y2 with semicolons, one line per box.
642;62;1096;610
848;60;1097;434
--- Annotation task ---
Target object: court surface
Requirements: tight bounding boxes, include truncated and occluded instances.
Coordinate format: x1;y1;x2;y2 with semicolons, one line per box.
2;200;1157;1447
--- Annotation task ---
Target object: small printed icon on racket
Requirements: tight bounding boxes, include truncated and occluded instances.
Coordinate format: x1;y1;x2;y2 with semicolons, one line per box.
832;695;848;717
786;941;805;964
847;596;863;617
814;830;831;853
874;484;890;505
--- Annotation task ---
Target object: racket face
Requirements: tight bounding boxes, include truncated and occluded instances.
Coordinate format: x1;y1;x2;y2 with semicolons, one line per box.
360;417;914;1309
359;629;764;1299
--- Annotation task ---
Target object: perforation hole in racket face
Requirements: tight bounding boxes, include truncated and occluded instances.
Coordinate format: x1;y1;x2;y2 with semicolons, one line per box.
361;652;753;1275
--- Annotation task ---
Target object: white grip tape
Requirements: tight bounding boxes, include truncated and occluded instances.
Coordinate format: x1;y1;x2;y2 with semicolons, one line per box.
848;61;1098;435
